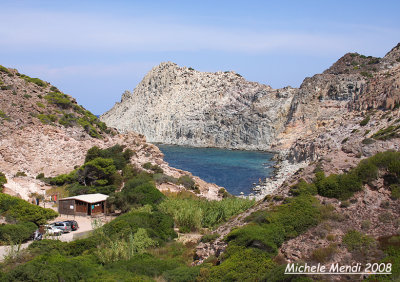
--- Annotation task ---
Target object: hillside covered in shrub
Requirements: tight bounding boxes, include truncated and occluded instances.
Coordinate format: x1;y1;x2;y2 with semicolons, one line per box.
0;193;58;245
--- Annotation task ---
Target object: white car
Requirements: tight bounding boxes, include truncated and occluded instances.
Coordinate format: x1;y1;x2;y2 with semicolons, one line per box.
44;225;63;236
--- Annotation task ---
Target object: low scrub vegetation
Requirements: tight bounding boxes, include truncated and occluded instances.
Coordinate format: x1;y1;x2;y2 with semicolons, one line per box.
142;162;163;174
0;193;58;225
44;92;72;109
107;174;165;212
1;149;398;280
297;151;400;200
41;91;108;138
159;197;254;232
37;114;57;124
0;110;11;121
359;115;370;126
0;65;11;74
342;230;376;253
0;222;37;244
0;193;57;244
372;124;400;140
0;172;7;192
310;244;337;263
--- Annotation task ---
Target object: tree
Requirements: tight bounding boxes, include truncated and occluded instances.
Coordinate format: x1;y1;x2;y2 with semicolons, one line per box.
132;228;158;254
0;172;7;192
77;157;116;186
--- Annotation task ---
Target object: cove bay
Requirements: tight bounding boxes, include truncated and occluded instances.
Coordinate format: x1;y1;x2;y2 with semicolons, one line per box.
157;144;275;196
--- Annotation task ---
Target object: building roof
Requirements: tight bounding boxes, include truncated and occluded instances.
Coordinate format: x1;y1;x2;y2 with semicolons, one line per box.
59;193;109;204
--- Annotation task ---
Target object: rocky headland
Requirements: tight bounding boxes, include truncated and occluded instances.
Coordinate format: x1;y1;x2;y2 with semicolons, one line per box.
101;63;295;150
102;44;400;199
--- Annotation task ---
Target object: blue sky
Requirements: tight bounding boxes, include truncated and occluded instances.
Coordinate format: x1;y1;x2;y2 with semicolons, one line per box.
1;0;399;114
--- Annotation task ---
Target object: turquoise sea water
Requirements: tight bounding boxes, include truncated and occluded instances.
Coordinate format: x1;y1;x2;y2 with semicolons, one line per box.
156;144;275;196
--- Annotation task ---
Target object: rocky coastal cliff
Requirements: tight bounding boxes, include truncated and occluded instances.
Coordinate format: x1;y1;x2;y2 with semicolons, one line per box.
101;45;400;155
101;44;400;201
101;63;295;150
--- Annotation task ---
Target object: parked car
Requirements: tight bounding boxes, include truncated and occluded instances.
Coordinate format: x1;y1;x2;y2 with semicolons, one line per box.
43;225;63;236
64;220;79;231
52;222;72;233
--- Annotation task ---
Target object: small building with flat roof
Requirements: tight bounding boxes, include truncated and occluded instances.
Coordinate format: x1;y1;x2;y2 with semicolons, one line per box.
58;193;108;216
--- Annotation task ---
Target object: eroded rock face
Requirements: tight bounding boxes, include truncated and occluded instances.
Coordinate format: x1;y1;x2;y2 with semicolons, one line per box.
102;45;400;154
101;62;295;150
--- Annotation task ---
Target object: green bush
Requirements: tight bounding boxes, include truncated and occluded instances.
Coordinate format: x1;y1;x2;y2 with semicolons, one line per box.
354;159;378;183
0;193;58;225
28;239;69;256
67;237;98;256
142;162;152;170
0;172;7;188
367;245;400;281
142;162;163;173
178;175;197;190
59;113;77;127
78;118;101;138
390;184;400;199
362;138;375;144
108;174;165;212
226;195;320;258
311;151;399;200
208;246;275;281
290;179;317;196
28;237;98;257
102;208;176;244
49;170;77;185
0;65;10;74
310;244;337;263
36;173;45;180
44;92;72;108
200;233;220;243
66;183;117;196
105;253;181;277
19;74;47;87
49;145;135;195
0;110;11;121
14;171;27;177
0;222;37;244
315;171;362;200
372;125;400;140
153;173;178;184
5;254;99;281
360;71;373;78
360;115;370;126
37;114;57;124
96;228;158;264
162;265;201;282
50;86;60;92
342;230;375;252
